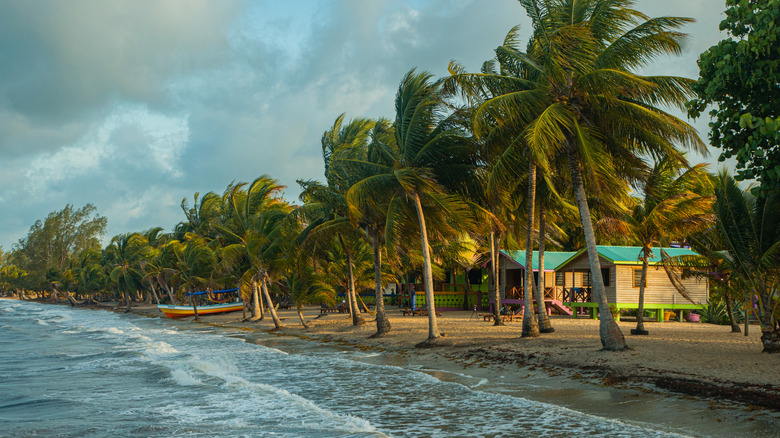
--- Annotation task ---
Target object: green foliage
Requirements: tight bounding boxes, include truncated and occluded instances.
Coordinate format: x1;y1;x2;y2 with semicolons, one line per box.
699;298;744;325
11;204;106;288
688;0;780;196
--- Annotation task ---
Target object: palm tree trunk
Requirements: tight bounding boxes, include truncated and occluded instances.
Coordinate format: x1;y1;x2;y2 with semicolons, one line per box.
490;230;504;326
536;204;554;333
632;248;650;335
523;159;540;338
124;289;131;312
297;304;309;329
251;276;262;320
371;231;391;337
342;239;366;326
261;274;283;329
160;277;176;304
724;288;741;333
258;282;266;317
463;267;471;310
413;192;440;340
567;141;628;351
149;283;161;305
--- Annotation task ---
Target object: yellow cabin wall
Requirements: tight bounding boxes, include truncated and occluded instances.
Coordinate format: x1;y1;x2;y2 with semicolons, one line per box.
560;253;708;304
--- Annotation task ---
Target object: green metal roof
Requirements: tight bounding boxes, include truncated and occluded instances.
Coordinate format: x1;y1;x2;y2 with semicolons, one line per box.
556;246;701;269
500;250;578;271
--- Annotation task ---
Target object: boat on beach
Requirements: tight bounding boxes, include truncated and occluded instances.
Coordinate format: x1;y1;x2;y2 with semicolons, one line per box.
157;288;243;318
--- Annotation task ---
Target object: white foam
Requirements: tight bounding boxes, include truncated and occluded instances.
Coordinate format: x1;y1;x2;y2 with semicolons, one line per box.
34;318;48;326
144;341;179;355
169;367;203;386
106;327;124;335
471;378;489;388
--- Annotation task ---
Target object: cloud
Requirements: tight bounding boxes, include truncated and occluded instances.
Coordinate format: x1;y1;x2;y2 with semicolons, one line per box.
23;104;189;196
0;0;731;249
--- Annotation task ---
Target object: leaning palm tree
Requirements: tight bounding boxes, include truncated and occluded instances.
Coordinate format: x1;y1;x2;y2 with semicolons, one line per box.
172;235;217;311
622;159;714;335
212;176;290;329
345;70;476;342
106;233;149;312
279;266;336;329
296;115;378;327
445;0;707;350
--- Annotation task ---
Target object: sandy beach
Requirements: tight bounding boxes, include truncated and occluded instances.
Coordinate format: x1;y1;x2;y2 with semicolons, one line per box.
110;301;780;412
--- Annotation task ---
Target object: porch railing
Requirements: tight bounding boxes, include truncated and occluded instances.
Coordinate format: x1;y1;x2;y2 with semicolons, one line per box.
506;286;562;301
561;287;592;303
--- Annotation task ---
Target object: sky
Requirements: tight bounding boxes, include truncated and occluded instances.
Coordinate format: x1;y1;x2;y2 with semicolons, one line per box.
0;0;729;251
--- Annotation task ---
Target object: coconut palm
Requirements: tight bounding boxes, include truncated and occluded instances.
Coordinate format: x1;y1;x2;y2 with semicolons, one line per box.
172;235;217;313
279;266;336;328
213;176;290;329
296;115;378;326
332;119;395;338
344;69;476;342
106;233;149;312
621;159;714;335
444;0;707;350
706;171;779;351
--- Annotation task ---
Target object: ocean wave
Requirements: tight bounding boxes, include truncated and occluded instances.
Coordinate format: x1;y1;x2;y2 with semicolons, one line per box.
168;367;203;386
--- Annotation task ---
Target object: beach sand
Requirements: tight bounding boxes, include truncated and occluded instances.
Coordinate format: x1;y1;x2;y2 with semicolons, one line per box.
117;302;779;411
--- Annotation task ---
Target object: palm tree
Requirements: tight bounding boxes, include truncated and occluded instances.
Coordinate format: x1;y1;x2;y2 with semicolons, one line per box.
213;176;290;330
706;171;779;351
329;119;397;336
621;159;714;335
445;0;707;350
106;233;149;312
345;70;476;342
299;114;378;327
279;266;336;328
172;235;217;314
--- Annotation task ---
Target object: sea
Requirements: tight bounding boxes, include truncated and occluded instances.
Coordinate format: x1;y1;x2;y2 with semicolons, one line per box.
0;299;776;438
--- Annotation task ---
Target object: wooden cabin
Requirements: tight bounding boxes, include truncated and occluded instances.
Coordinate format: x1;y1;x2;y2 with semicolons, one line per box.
555;246;709;320
485;250;577;314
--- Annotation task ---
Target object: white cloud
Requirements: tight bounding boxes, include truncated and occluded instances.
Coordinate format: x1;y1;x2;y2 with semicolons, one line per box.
24;104;189;195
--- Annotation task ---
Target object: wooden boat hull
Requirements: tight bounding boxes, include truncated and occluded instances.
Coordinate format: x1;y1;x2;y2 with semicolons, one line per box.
157;302;244;319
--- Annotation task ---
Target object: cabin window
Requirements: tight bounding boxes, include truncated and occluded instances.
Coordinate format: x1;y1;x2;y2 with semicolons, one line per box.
533;271;539;285
468;269;483;285
633;268;644;288
601;268;610;286
583;271;591;287
555;272;564;286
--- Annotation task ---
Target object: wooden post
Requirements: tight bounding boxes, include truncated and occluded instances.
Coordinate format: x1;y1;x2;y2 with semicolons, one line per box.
189;294;200;322
744;298;749;336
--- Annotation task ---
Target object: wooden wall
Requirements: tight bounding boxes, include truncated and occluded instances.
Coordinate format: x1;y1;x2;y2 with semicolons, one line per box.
560;254;617;302
615;265;708;305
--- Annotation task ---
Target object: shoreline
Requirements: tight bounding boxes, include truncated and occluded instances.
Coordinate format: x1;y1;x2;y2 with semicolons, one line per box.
9;298;779;427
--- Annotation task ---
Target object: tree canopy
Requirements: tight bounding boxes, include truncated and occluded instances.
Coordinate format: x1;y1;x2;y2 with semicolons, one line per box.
688;0;780;196
11;204;106;288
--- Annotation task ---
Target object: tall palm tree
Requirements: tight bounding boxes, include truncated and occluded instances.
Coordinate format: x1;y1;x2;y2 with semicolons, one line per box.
445;0;707;350
299;115;378;326
622;159;714;335
213;176;290;329
345;70;476;342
